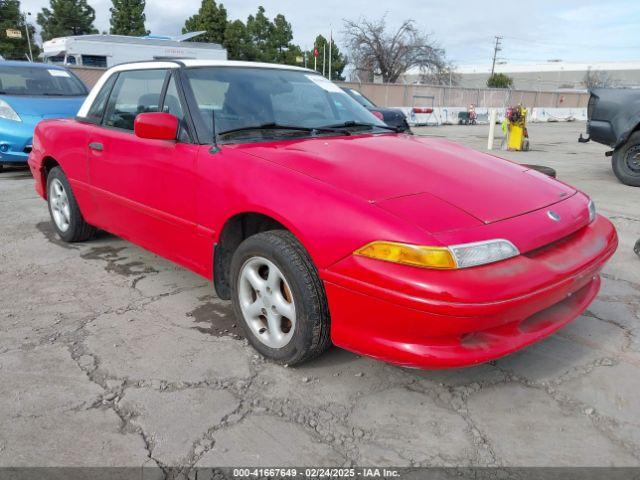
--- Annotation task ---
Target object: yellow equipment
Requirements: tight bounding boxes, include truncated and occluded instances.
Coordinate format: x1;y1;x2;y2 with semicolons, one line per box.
505;105;530;151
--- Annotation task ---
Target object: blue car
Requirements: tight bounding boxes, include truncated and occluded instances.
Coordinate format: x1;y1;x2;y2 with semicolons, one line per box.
0;61;87;168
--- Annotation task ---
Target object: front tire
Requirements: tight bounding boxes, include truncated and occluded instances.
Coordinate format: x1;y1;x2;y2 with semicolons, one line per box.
46;167;96;242
612;131;640;187
230;230;331;365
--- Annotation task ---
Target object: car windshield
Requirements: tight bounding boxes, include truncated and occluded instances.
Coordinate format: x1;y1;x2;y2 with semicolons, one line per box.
0;65;87;96
184;66;387;141
343;88;376;108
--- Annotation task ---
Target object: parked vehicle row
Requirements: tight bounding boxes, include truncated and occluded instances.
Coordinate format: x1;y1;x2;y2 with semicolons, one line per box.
0;59;408;170
579;87;640;187
0;60;87;169
340;86;411;132
27;59;617;368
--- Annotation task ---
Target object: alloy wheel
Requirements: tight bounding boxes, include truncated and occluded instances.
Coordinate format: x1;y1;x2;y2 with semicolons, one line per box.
237;256;296;348
49;178;71;232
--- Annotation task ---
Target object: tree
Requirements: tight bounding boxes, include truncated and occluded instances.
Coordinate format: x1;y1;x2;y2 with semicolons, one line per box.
37;0;97;41
223;19;253;60
0;0;40;60
306;35;347;80
270;14;292;62
419;63;459;86
110;0;148;36
246;6;273;62
183;0;227;44
486;72;513;88
183;3;303;65
343;16;448;84
223;7;301;65
583;67;616;89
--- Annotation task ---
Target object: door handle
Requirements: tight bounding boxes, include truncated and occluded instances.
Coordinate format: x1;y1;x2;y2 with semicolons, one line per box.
88;142;103;152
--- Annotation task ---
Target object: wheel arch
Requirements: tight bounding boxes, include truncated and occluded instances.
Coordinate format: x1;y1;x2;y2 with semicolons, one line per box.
213;210;310;300
40;156;61;199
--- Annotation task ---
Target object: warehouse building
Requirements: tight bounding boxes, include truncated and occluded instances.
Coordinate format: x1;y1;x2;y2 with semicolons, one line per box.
403;60;640;90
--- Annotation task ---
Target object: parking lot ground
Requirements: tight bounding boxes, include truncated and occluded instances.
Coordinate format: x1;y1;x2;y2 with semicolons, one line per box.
0;122;638;469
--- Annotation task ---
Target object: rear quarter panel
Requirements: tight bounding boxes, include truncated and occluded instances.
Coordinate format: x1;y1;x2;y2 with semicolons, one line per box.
30;119;95;220
589;88;640;147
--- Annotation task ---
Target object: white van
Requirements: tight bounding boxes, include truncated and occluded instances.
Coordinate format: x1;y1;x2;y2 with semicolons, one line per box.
42;33;227;68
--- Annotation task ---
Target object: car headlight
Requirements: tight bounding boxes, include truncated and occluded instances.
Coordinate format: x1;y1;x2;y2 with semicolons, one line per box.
0;99;21;122
588;199;596;223
449;239;520;268
355;239;519;269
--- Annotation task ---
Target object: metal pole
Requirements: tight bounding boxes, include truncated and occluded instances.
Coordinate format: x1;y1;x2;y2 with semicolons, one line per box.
23;12;33;62
328;29;332;80
322;44;326;77
487;108;497;150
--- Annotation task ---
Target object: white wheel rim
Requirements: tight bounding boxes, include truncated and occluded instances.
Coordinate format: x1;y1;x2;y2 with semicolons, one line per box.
49;178;71;232
238;256;296;349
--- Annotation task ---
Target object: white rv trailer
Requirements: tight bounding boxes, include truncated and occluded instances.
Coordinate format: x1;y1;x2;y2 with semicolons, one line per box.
42;33;227;68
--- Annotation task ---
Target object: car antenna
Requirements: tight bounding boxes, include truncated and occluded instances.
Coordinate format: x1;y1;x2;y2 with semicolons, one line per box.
210;108;220;154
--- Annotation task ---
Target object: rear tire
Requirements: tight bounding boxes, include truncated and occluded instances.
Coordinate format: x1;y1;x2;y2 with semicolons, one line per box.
230;230;331;365
612;132;640;187
46;167;96;242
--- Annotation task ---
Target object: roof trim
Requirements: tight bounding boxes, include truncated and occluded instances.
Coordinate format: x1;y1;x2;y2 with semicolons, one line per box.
180;59;314;72
76;60;317;118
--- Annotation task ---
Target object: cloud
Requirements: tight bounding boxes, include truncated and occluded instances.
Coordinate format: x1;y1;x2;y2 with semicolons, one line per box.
19;0;640;65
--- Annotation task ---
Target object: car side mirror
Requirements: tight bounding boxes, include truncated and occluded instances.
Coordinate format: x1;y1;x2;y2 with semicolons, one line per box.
134;112;178;141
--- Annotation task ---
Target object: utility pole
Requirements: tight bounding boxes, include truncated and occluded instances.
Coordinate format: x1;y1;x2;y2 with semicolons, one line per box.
490;36;502;77
23;12;34;62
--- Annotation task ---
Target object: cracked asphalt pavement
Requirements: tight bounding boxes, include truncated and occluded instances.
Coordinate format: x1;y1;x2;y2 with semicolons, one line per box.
0;122;638;470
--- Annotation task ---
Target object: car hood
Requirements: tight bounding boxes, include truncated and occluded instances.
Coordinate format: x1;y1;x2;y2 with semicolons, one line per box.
1;95;85;118
239;134;575;225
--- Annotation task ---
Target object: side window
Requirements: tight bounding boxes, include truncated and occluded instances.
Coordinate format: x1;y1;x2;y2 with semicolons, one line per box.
103;69;168;131
85;74;117;124
81;55;107;68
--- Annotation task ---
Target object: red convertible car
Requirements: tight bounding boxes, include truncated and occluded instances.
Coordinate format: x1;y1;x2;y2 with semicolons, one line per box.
28;60;617;368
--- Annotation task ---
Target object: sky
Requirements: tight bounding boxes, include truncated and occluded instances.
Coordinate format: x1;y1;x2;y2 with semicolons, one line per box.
19;0;640;67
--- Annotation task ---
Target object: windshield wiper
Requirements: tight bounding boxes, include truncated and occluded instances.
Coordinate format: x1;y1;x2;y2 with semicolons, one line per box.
217;122;351;138
40;92;68;96
321;121;400;132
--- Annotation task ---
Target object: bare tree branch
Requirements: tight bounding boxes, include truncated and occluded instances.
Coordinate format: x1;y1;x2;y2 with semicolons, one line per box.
343;15;450;83
583;67;618;89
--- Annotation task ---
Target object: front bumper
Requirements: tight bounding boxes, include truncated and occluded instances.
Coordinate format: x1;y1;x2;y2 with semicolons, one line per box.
322;215;617;369
0;119;34;165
